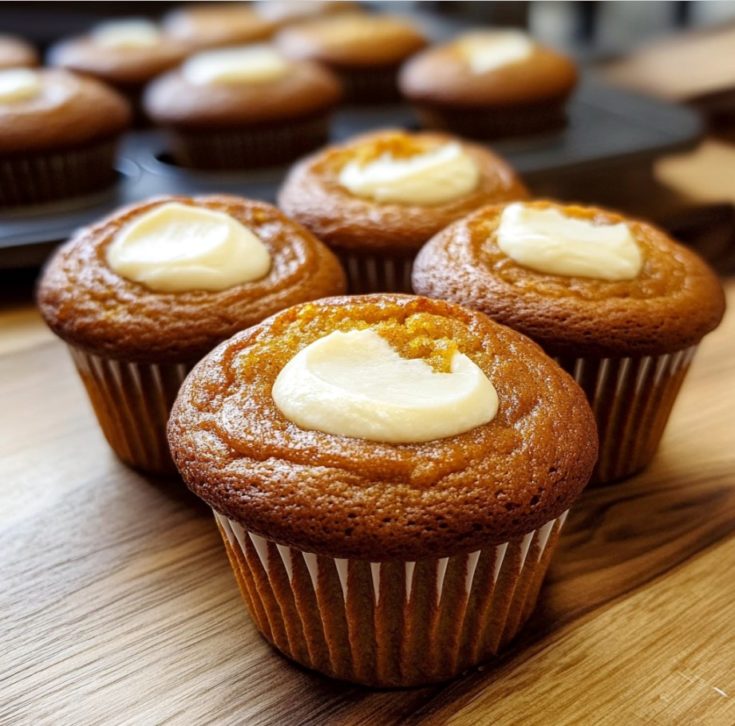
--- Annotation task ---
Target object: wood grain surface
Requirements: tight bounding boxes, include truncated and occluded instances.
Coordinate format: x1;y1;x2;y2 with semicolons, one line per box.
1;272;734;725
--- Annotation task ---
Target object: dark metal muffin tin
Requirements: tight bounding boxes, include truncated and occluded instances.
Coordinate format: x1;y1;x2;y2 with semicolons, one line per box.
0;73;702;269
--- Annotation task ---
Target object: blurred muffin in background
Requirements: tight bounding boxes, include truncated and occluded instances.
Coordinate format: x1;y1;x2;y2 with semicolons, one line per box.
278;129;527;292
48;18;186;120
163;3;276;50
400;30;577;139
0;68;130;207
144;44;341;169
0;34;39;69
254;0;360;28
276;13;427;103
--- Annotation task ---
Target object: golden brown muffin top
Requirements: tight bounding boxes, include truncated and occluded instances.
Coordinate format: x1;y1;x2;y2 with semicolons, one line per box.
412;201;726;357
255;0;360;27
278;129;528;254
168;293;597;560
275;13;427;68
37;195;346;364
48;34;187;88
163;4;277;50
144;56;341;129
0;69;131;154
0;34;39;69
399;33;577;108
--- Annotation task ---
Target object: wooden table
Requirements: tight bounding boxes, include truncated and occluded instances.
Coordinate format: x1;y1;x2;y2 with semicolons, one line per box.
1;273;733;724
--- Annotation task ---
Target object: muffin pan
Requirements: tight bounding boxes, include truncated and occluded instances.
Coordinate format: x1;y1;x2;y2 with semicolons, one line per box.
0;73;702;268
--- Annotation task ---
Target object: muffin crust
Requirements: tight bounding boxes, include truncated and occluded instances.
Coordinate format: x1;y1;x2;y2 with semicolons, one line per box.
0;34;39;69
278;130;528;254
144;58;342;129
412;201;726;357
37;195;346;363
48;36;186;88
168;294;597;560
0;69;130;154
275;13;426;69
400;37;577;109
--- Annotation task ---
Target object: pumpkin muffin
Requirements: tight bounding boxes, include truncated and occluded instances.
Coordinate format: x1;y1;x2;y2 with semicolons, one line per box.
400;30;577;139
0;34;39;69
278;129;528;293
48;18;186;121
163;4;277;50
275;13;427;102
412;200;726;483
254;1;360;28
168;293;597;686
0;68;130;207
144;44;341;169
37;194;346;475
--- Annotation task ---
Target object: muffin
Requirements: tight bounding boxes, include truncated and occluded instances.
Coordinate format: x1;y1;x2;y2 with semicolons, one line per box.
0;68;130;207
254;1;360;28
276;13;427;103
144;44;341;169
412;200;726;484
48;18;187;119
168;293;598;686
0;34;39;69
37;194;346;475
163;3;276;51
400;30;577;139
278;129;528;293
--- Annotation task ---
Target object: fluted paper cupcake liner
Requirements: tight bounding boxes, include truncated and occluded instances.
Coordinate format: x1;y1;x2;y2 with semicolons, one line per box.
168;114;331;170
214;509;568;687
0;140;118;208
338;250;414;294
69;347;192;475
555;346;698;484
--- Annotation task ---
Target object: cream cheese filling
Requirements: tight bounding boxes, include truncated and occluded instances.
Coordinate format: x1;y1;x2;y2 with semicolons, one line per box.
496;203;643;281
338;142;480;206
272;328;499;443
106;202;272;292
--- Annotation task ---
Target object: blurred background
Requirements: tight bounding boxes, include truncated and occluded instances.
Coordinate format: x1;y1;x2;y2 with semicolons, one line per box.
2;0;735;280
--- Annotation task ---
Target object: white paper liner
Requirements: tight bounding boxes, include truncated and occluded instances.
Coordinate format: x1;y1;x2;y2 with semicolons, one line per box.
338;251;414;294
214;509;569;687
555;345;698;483
69;347;191;475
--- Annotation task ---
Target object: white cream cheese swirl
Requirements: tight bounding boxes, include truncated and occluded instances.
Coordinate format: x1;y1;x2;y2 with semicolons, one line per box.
338;142;480;206
458;30;535;74
272;328;499;443
182;45;290;85
0;68;42;103
91;19;161;48
496;203;643;281
106;202;272;292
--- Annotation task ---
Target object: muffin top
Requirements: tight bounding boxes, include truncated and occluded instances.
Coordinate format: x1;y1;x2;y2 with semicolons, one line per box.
275;13;427;68
37;195;346;364
0;34;39;69
0;68;131;154
278;129;528;253
412;200;726;357
163;4;276;50
254;0;359;27
400;29;577;108
48;19;187;87
168;294;597;560
144;45;341;129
